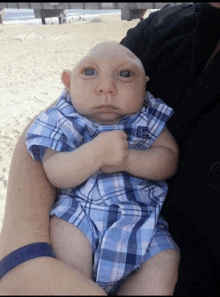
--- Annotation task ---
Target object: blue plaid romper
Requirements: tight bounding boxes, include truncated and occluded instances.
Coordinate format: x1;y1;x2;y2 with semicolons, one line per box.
26;89;179;294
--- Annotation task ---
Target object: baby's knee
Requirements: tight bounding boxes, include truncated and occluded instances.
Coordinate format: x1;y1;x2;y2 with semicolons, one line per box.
163;248;180;267
153;248;180;271
162;248;180;259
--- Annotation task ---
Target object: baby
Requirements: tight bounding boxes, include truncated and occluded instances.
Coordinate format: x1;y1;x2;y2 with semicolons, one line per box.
26;41;180;295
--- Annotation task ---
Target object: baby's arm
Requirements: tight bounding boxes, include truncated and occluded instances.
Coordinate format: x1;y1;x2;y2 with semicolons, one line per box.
102;127;178;180
125;127;178;180
43;130;128;189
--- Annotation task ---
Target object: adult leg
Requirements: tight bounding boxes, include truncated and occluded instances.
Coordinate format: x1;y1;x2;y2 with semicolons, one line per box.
50;216;93;277
117;249;180;296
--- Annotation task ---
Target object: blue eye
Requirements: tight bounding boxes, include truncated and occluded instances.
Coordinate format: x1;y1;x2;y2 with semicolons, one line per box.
84;68;97;76
119;70;131;77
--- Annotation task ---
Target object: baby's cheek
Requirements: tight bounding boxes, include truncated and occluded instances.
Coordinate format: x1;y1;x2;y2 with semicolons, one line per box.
127;94;144;111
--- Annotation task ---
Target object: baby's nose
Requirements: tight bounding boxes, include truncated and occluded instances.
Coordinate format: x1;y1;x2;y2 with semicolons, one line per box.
98;88;114;95
97;78;116;95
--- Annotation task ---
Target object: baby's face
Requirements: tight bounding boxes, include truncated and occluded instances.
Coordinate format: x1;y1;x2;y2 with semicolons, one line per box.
68;42;149;124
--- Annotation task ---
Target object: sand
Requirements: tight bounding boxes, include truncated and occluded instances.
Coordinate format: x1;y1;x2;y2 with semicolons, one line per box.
0;13;144;232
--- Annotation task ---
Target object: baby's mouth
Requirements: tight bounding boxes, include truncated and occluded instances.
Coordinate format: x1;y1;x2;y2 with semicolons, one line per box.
96;105;118;112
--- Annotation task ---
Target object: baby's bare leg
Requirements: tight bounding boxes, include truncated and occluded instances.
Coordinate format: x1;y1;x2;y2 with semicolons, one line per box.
50;216;93;277
117;249;180;296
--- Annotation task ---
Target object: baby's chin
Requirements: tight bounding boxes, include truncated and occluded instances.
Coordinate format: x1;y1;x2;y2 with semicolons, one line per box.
91;117;121;125
87;114;123;125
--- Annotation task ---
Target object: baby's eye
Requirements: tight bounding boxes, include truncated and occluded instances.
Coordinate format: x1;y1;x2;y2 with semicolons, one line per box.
119;70;131;78
83;68;98;76
119;70;131;77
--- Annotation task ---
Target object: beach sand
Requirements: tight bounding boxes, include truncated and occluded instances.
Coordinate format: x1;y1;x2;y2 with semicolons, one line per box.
0;13;144;232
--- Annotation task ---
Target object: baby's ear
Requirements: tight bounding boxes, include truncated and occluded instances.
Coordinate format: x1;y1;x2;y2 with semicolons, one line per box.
146;76;150;83
61;69;72;91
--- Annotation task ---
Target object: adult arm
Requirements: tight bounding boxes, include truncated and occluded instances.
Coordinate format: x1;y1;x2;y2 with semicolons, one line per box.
0;110;106;295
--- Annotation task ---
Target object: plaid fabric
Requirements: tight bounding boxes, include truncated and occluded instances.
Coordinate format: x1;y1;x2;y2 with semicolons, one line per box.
26;89;177;292
26;89;173;162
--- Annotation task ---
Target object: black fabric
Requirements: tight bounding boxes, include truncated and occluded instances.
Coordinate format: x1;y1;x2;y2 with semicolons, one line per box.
121;3;220;295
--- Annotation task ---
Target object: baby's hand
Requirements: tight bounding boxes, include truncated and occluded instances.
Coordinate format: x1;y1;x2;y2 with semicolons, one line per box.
92;130;129;168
